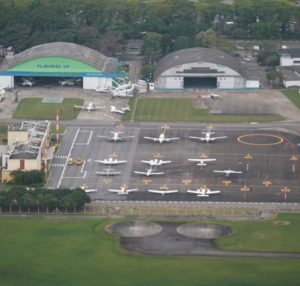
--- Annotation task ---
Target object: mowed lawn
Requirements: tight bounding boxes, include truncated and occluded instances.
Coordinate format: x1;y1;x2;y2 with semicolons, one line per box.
14;98;84;120
282;89;300;109
125;98;283;122
0;213;299;286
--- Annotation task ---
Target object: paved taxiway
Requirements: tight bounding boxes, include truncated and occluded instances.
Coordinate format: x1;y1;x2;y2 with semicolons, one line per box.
47;124;300;202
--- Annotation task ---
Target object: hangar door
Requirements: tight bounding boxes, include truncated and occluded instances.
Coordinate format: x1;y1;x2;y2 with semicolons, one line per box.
184;77;217;88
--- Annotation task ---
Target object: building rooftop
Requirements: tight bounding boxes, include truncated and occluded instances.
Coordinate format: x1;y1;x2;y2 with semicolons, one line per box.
154;48;245;80
278;48;300;58
8;121;50;160
0;42;118;72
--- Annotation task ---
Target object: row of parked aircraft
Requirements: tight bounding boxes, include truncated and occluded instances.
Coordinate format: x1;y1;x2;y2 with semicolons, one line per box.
85;185;220;197
96;129;227;144
74;102;131;114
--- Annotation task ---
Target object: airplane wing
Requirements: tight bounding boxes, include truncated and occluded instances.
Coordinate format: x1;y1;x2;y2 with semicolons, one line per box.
127;189;138;193
161;160;172;164
108;189;126;194
229;170;243;174
134;171;147;175
115;160;127;164
188;136;205;141
207;190;220;194
95;160;106;164
213;170;226;174
148;190;178;194
151;171;165;175
144;136;158;141
210;136;228;141
97;135;112;140
141;160;151;164
187;190;202;194
85;189;98;193
188;159;216;162
165;137;180;141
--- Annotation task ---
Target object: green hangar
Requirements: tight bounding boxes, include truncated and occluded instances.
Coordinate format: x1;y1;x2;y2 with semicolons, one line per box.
0;42;122;90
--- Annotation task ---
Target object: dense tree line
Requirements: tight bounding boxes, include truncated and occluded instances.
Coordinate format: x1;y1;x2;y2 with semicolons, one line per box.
0;186;91;213
0;0;299;57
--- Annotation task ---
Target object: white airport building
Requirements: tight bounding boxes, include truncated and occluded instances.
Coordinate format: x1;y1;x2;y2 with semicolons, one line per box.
154;48;260;90
0;42;123;90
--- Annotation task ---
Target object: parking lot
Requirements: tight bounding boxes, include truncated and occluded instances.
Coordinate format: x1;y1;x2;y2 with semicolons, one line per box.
47;125;300;203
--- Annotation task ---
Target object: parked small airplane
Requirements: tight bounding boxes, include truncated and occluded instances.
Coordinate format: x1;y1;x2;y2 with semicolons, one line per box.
148;189;178;195
21;79;33;87
108;186;138;195
187;187;220;197
95;157;127;165
97;131;134;142
144;133;180;144
96;167;121;176
141;159;172;166
213;169;243;177
74;102;106;112
95;86;110;93
59;79;74;86
201;93;221;100
0;89;6;96
188;158;216;167
0;85;7;92
110;106;131;114
189;131;227;143
134;167;164;177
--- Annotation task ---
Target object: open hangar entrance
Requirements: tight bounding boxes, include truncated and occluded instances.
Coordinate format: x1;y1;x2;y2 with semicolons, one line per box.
183;77;217;89
14;75;83;88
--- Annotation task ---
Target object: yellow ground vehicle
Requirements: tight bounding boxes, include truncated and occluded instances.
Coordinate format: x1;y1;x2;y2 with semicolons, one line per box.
75;157;83;165
67;158;74;166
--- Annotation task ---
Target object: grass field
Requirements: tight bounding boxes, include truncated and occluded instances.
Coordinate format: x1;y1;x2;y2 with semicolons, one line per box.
14;98;84;120
282;89;300;109
123;98;283;122
0;213;299;286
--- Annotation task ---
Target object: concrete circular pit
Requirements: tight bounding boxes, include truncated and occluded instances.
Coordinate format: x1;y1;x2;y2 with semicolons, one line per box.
107;221;163;238
176;222;232;239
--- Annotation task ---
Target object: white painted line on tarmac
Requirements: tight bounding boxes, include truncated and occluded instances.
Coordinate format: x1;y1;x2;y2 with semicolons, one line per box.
74;131;93;145
57;128;80;189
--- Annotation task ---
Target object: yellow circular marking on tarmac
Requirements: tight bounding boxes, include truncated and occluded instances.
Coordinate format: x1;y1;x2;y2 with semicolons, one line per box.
237;134;284;146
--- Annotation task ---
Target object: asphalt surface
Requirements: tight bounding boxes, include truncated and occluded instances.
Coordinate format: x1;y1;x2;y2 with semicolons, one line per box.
47;124;300;203
109;221;300;257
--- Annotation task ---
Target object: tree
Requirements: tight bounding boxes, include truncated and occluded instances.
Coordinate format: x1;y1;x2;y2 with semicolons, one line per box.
195;29;218;48
11;170;44;186
142;32;163;62
140;64;154;81
173;36;194;51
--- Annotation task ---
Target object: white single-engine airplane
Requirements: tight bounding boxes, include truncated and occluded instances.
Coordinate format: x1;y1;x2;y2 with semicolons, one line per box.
108;186;138;195
134;167;165;177
97;131;134;142
148;189;178;195
95;157;127;165
110;106;131;114
141;159;172;166
188;158;216;167
96;168;121;176
213;169;243;177
189;131;227;143
187;187;220;197
21;79;33;87
144;133;180;144
74;102;106;112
